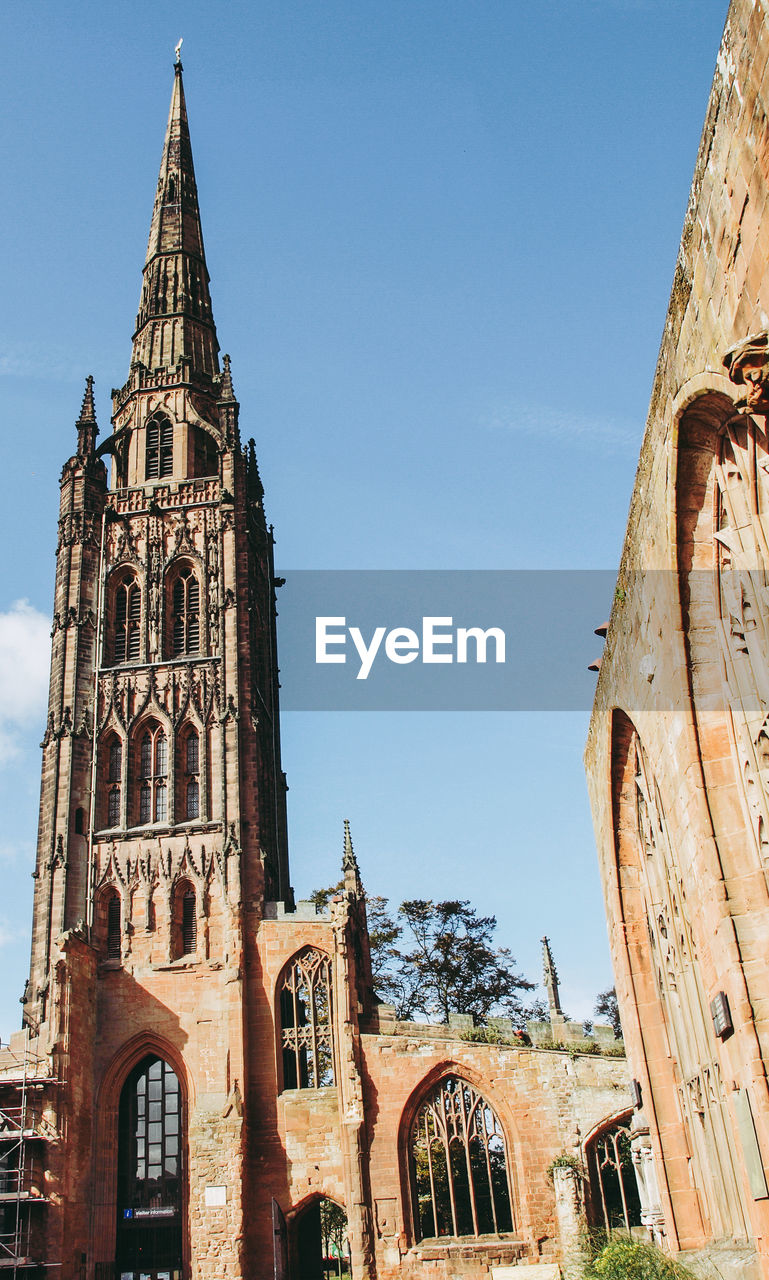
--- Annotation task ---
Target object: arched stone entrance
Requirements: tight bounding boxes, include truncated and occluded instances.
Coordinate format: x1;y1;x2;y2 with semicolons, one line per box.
115;1055;184;1280
292;1197;350;1279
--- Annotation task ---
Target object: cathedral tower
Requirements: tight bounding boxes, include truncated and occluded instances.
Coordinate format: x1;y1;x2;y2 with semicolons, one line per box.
27;59;289;1026
23;60;290;1277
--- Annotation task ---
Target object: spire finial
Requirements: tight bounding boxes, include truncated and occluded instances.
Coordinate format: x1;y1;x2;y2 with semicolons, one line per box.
175;38;183;67
76;375;98;457
342;818;363;897
78;375;96;423
541;936;563;1019
343;819;356;871
221;353;235;400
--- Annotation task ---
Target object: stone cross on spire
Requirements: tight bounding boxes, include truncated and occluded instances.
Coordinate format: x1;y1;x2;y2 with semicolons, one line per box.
542;936;563;1019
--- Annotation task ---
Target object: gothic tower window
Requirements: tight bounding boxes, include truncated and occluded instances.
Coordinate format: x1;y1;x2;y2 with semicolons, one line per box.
101;733;123;830
279;948;334;1089
138;723;168;825
191;425;218;478
409;1075;514;1241
111;573;141;665
116;1056;183;1276
169;565;200;657
145;413;173;480
181;728;200;820
172;881;197;959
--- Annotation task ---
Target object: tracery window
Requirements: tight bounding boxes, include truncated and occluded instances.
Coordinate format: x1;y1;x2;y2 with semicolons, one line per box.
409;1075;514;1241
145;413;173;480
280;949;334;1089
585;1118;641;1235
112;574;140;665
105;735;122;828
184;728;200;820
138;723;168;825
170;566;200;657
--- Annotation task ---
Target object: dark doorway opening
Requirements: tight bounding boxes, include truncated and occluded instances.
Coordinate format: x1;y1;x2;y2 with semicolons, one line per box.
294;1198;349;1279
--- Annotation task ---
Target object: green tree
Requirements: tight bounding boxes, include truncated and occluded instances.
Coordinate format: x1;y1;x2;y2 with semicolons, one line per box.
395;899;533;1025
594;987;622;1039
319;1198;348;1274
310;888;534;1026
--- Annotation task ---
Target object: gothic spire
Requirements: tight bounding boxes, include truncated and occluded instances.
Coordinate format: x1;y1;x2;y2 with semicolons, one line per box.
131;61;219;379
541;936;563;1019
76;375;98;457
342;819;363;897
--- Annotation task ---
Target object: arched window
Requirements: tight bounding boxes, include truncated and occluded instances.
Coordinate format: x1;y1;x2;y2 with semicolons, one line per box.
410;1075;514;1241
172;881;197;959
112;574;140;665
145;413;173;480
138;724;168;825
116;1056;183;1276
102;734;123;830
107;893;121;960
170;566;200;657
280;948;334;1089
183;729;200;820
585;1116;642;1236
191;425;219;478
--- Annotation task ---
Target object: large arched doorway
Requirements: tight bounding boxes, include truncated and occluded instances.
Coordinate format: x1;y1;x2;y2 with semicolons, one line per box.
115;1055;184;1279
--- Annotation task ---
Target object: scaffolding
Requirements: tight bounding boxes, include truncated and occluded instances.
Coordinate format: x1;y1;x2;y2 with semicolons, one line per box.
0;1031;56;1274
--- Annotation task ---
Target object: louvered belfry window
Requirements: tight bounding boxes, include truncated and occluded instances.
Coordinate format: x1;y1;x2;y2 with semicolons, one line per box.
107;893;121;959
280;949;335;1089
181;889;196;955
113;577;140;664
145;414;173;480
172;567;200;657
138;724;168;825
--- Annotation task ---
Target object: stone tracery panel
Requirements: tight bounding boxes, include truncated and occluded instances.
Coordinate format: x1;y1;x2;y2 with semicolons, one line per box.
408;1074;514;1241
611;712;747;1242
279;949;335;1090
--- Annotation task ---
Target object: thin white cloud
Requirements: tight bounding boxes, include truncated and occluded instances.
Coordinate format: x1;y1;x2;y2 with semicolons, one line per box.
0;601;50;765
484;404;639;456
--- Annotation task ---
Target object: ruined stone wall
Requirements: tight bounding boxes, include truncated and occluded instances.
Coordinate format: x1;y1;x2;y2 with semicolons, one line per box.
586;2;769;1275
360;1019;629;1278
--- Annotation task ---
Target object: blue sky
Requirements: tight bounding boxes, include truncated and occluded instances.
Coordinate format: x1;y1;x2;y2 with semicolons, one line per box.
0;0;729;1036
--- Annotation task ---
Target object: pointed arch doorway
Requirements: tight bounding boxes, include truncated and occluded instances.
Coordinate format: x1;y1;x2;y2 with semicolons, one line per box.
115;1055;184;1280
291;1197;350;1279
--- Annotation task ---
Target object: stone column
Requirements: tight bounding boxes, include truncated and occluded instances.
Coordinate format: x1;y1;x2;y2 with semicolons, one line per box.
630;1110;666;1246
552;1164;588;1280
